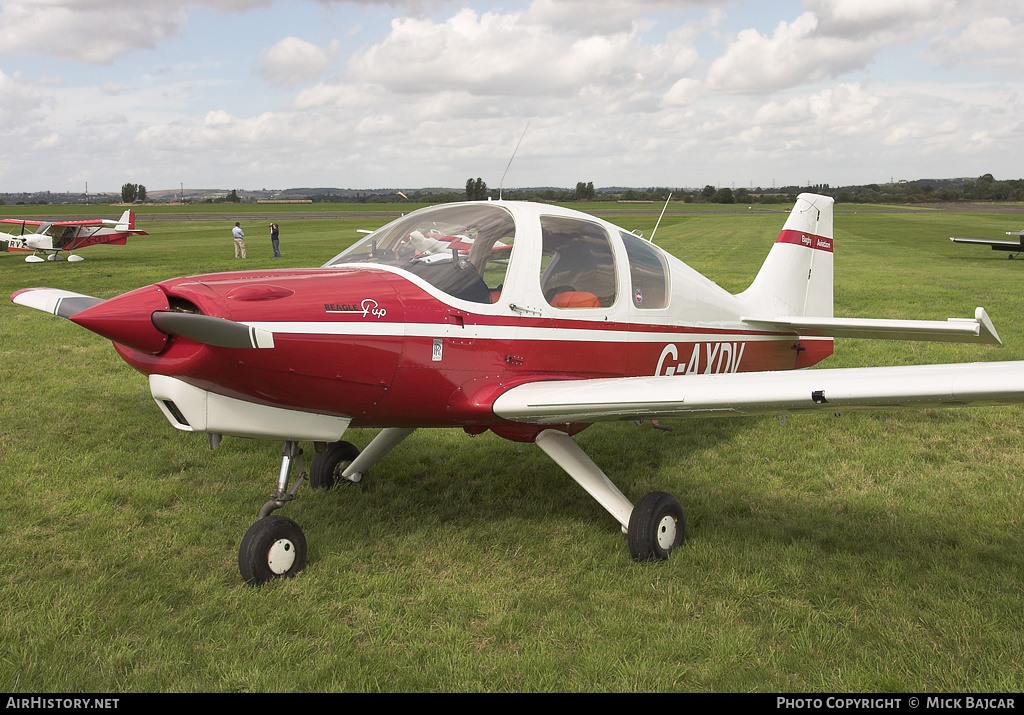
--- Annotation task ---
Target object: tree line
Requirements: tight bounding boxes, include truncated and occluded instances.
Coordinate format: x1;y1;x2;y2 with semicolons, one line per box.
348;174;1024;205
8;174;1017;207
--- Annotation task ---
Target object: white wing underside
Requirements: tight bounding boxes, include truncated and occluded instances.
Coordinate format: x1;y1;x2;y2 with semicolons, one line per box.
492;361;1024;424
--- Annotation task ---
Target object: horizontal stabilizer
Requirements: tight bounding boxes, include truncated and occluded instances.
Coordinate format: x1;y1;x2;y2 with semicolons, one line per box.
741;307;1000;345
492;360;1024;424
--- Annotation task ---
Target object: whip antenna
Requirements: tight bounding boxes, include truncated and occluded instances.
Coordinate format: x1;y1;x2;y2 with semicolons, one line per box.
499;122;529;200
649;192;672;243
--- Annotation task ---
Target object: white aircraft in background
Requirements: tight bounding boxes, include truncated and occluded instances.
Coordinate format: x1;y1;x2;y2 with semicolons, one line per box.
1;210;147;262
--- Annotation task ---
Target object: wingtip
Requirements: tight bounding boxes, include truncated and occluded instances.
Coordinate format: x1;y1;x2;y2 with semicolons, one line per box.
11;286;53;307
975;307;1001;346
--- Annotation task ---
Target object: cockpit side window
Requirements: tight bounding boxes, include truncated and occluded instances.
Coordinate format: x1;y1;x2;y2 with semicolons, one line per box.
621;231;669;309
324;204;515;304
539;216;617;309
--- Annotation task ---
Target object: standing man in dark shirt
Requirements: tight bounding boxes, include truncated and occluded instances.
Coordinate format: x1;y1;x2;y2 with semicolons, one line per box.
270;223;280;258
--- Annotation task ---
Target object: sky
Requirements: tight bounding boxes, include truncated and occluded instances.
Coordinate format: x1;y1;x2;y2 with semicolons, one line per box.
0;0;1022;194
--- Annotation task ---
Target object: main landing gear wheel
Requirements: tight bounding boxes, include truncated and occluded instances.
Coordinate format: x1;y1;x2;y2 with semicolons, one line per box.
628;491;685;562
238;514;308;585
308;440;361;489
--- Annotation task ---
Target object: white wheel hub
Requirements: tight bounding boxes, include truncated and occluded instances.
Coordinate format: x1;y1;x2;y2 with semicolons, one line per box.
267;538;296;574
655;515;678;550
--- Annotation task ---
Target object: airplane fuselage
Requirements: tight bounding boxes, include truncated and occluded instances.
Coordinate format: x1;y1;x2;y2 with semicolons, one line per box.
88;260;832;442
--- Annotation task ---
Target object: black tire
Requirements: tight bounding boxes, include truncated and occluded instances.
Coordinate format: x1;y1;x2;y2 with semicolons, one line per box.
627;491;685;562
238;515;307;585
308;440;360;490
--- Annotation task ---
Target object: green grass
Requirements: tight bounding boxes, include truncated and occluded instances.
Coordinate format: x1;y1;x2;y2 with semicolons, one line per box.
2;204;1024;692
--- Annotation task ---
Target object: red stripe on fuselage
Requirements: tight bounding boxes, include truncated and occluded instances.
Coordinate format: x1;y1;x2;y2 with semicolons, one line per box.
776;229;832;252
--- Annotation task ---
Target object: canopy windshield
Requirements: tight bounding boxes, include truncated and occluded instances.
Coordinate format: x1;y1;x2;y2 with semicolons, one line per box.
325;204;516;304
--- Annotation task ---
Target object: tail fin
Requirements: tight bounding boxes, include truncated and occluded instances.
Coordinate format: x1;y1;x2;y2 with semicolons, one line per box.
114;210;135;231
737;193;834;318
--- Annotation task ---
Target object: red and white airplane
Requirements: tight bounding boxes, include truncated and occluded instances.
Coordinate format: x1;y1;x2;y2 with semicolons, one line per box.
12;194;1024;584
1;209;147;262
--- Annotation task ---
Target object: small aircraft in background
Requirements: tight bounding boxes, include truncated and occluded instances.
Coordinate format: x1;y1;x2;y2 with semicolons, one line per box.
12;194;1024;585
0;209;147;262
950;230;1024;258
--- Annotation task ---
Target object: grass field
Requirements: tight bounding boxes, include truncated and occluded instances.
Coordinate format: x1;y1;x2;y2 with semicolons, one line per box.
2;201;1024;692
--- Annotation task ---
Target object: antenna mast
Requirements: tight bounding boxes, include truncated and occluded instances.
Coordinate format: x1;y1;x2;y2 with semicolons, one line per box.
649;193;672;242
499;123;529;200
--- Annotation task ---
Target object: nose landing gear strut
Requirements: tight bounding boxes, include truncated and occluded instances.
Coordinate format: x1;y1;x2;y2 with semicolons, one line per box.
238;441;308;585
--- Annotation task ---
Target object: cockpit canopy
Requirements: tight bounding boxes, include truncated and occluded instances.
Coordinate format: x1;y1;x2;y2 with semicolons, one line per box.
325;203;514;304
325;202;670;310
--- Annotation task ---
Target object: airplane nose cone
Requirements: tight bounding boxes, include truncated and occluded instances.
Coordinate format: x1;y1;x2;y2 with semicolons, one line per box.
70;285;171;354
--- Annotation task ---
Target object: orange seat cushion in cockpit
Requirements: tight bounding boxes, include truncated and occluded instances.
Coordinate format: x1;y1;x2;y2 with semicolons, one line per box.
550;291;601;309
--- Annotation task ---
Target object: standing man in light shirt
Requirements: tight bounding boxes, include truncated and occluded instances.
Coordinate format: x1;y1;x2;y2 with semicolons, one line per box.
232;222;246;259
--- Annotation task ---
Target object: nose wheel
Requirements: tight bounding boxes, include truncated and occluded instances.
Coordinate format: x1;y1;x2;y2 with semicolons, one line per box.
238;440;310;585
238;514;308;585
235;434;406;585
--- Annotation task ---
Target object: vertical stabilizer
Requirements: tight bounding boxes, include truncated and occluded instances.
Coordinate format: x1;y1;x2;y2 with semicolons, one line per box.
115;210;135;232
737;193;834;318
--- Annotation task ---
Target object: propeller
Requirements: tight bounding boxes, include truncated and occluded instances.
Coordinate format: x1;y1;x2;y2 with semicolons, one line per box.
151;311;275;349
14;286;275;352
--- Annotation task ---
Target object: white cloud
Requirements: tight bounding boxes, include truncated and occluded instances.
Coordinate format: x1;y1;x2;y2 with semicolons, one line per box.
926;16;1024;71
79;113;129;126
706;12;876;94
346;5;697;101
0;70;46;131
256;37;339;89
524;0;715;34
205;109;235;126
805;0;953;37
661;77;702;107
0;1;191;64
32;133;61;151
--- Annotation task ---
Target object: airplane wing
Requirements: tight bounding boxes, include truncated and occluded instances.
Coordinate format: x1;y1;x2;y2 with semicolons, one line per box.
48;219;106;227
491;361;1024;424
741;307;1000;344
950;236;1023;250
0;219;45;227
